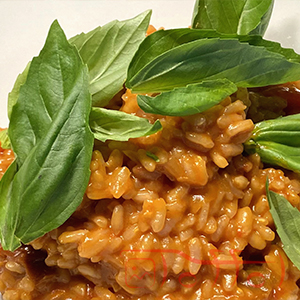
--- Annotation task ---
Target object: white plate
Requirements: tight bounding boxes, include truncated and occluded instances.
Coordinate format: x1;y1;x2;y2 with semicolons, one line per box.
1;0;300;128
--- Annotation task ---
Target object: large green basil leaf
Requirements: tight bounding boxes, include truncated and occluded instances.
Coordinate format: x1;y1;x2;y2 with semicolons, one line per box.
1;20;93;251
266;183;300;271
8;20;93;167
244;114;300;173
127;38;300;93
90;107;162;142
128;29;300;82
127;28;224;82
137;79;237;116
70;10;151;107
192;0;274;36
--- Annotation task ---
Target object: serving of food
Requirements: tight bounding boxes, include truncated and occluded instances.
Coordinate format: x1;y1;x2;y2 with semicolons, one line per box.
1;0;300;299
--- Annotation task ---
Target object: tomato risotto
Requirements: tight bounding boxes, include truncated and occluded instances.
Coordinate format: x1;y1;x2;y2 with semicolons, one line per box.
1;88;300;300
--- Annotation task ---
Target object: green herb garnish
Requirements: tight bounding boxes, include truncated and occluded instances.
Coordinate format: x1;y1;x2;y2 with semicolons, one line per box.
5;12;160;144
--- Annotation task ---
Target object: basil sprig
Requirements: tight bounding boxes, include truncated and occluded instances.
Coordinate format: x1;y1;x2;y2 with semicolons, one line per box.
192;0;274;36
266;181;300;270
126;24;300;117
244;114;300;173
0;21;94;251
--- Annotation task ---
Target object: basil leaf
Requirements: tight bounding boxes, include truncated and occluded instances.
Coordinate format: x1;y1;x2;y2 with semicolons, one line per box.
192;0;274;36
244;114;300;173
90;107;162;142
0;129;11;149
127;38;300;93
1;20;93;251
8;20;93;167
70;10;151;107
137;79;237;116
266;183;300;270
128;28;300;80
7;62;30;120
127;28;226;82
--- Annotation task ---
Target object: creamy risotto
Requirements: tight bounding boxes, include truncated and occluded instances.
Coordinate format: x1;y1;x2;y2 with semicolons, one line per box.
1;85;300;299
1;1;300;299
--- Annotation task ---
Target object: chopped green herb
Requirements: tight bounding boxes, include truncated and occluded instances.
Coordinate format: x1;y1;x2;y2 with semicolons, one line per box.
146;151;160;162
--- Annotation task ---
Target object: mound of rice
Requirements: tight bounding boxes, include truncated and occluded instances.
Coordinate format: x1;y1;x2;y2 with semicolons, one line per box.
0;89;300;300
